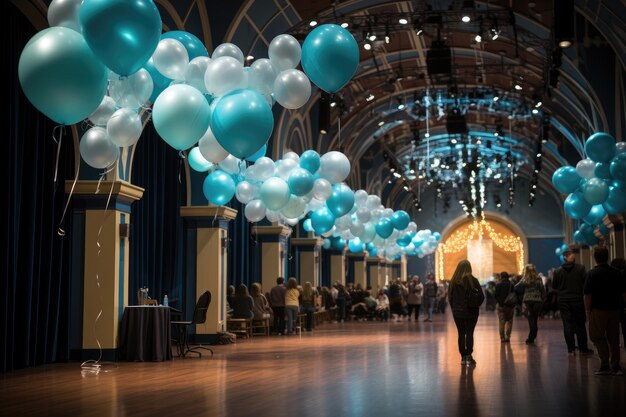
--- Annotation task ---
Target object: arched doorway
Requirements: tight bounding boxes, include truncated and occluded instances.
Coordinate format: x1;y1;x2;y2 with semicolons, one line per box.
436;213;528;283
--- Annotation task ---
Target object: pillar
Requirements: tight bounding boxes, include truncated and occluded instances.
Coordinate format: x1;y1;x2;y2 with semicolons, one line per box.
366;257;383;294
607;215;625;259
346;252;367;289
575;244;592;270
329;249;346;285
291;237;323;286
67;180;143;360
380;260;389;286
181;206;237;341
252;225;292;294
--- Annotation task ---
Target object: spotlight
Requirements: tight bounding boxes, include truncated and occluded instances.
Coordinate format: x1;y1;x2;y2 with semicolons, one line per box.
378;121;385;126
493;96;499;102
309;20;318;27
425;132;430;138
366;94;375;102
398;103;405;110
491;29;500;40
462;15;471;23
558;40;572;48
341;22;349;28
330;101;337;108
364;42;372;51
399;18;408;25
535;101;542;108
515;84;522;90
475;34;482;43
246;55;254;61
532;109;539;114
368;33;377;41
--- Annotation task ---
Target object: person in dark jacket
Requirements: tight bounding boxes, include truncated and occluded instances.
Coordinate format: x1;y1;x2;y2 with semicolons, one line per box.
448;260;484;366
552;247;593;355
269;277;286;335
515;264;546;344
495;271;515;342
232;284;254;320
584;247;626;375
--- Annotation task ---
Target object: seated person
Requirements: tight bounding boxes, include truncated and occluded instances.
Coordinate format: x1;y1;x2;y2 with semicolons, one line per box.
231;284;254;320
250;282;272;320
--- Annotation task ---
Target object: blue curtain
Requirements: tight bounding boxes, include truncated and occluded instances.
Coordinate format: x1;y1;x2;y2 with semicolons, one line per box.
228;200;258;288
2;2;74;372
130;128;186;308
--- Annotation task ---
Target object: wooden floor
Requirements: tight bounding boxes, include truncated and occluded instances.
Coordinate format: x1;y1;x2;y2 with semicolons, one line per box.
1;312;625;417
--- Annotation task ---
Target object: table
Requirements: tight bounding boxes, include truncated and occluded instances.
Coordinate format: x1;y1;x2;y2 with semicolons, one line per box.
118;306;172;361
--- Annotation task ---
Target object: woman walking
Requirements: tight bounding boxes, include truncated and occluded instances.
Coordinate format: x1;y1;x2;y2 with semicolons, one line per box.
285;277;300;334
448;260;484;366
515;264;546;344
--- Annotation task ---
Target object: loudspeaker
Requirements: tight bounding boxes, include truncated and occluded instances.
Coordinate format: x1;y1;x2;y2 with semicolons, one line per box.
426;41;451;75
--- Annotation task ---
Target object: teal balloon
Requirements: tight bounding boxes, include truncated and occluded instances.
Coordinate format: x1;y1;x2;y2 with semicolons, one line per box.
412;236;424;247
322;238;331;249
348;238;364;253
573;230;585;243
433;232;441;241
211;89;274;159
300;150;321;174
288;168;315;196
326;183;355;217
552;166;581;194
559;254;565;263
594;162;612;180
301;24;359;93
602;184;626;214
579;223;598;245
610;153;626;182
564;192;591;219
561;243;569;252
203;169;235;205
396;233;412;247
161;31;208;60
152;84;211;150
366;242;375;252
368;247;378;257
311;207;335;234
391;210;410;230
79;0;161;76
598;223;609;235
246;144;267;162
585;132;616;163
376;218;394;239
303;218;313;233
18;27;108;125
188;147;213;172
582;177;609;205
331;236;346;251
143;57;171;103
583;204;606;225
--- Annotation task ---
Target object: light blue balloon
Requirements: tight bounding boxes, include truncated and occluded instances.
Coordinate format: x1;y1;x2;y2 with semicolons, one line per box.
561;243;569;252
188;147;213;172
331;236;346;251
300;150;321;174
301;24;359;93
246;144;267;162
260;177;290;210
594;162;612;180
552;166;581;194
211;89;274;159
585;132;616;163
348;238;364;253
559;254;565;263
322;238;331;250
303;218;313;233
18;27;108;125
582;177;609;205
376;218;394;239
161;31;208;60
79;0;161;76
564;192;592;219
361;223;377;243
326;183;355;217
288;168;315;196
602;183;626;214
555;247;562;256
583;204;606;225
203;169;235;205
152;84;211;150
610;153;626;182
433;232;441;241
143;57;171;103
391;210;410;230
311;207;335;234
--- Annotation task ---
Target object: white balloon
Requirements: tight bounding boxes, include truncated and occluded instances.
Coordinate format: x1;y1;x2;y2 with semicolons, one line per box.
212;43;244;65
307;198;325;212
406;222;418;233
350;220;365;238
366;195;382;210
382;208;394;218
47;0;82;32
88;96;117;126
319;151;351;184
245;199;267;223
248;58;278;96
236;181;256;204
253;157;276;181
184;56;211;94
281;195;306;218
321;228;335;238
285;217;300;226
356;207;371;223
273;69;311;109
355;190;368;207
312;178;332;201
275;158;299;180
266;209;281;223
218;154;242;174
109;69;154;109
107;108;142;147
576;158;596;179
198;126;229;163
283;151;300;163
268;34;301;72
153;39;189;80
371;208;383;222
79;127;119;169
204;56;247;97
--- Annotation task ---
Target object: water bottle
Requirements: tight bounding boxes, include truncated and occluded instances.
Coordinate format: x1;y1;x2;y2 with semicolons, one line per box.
163;294;169;307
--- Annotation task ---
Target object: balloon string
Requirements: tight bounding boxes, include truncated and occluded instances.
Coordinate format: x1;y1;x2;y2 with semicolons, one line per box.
178;151;186;184
57;158;80;237
52;125;65;185
81;178;117;376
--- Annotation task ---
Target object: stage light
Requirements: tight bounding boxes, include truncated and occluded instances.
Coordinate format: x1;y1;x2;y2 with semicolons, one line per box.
399;18;408;25
341;22;349;28
309;20;318;27
364;42;372;50
462;15;471;23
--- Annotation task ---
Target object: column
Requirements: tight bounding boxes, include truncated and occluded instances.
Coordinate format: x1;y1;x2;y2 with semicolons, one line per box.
329;249;346;285
366;257;383;294
291;237;323;286
181;206;237;341
575;244;592;270
252;225;292;294
67;180;144;360
346;252;367;288
607;215;625;259
380;260;388;287
400;255;408;282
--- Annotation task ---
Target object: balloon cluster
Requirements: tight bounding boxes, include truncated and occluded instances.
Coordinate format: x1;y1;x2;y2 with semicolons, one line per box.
19;0;360;172
552;133;626;245
554;243;569;264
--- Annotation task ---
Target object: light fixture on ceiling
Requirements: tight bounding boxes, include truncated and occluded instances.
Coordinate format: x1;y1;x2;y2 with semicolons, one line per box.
462;15;471;23
475;34;482;43
366;93;375;102
378;120;385;126
368;33;377;41
340;22;349;28
532;108;539;114
514;84;522;90
493;96;499;102
309;20;318;27
364;41;372;50
399;18;408;25
246;55;254;61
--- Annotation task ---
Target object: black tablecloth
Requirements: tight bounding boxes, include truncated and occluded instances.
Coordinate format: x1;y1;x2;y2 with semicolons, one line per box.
118;306;172;361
